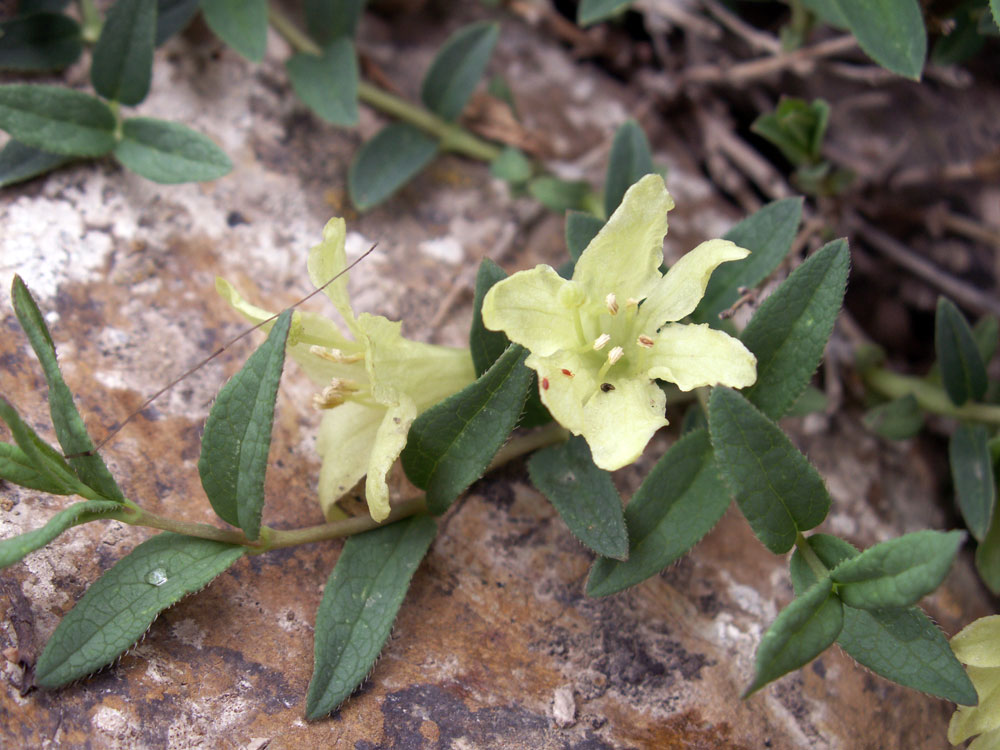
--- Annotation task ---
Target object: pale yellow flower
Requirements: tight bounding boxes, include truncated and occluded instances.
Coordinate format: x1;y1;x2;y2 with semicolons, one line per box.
950;616;1000;749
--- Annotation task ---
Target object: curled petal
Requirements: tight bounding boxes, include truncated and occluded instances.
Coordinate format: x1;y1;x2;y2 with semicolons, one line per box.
482;266;582;357
581;375;667;471
647;323;757;391
307;217;360;336
365;396;418;523
637;239;749;332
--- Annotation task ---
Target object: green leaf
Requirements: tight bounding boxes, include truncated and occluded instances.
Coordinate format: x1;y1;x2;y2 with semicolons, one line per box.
936;296;988;406
15;0;72;13
744;576;843;696
587;429;730;597
528;436;627;560
740;239;850;420
0;84;115;157
603;120;655;217
973;314;999;365
286;38;359;127
198;310;290;540
35;532;245;688
785;385;828;417
304;0;365;44
950;424;996;541
975;508;1000;595
750;98;829;167
993;0;1000;27
0;500;121;569
113;117;232;184
831;529;964;609
487;73;518;119
420;21;499;121
155;0;201;45
0;398;93;498
401;344;532;515
0;13;82;71
0;441;77;494
577;0;633;26
863;394;924;440
306;514;436;719
691;198;803;326
11;276;125;502
798;0;849;28
0;139;74;188
528;176;590;213
829;0;927;79
91;0;157;105
200;0;267;62
790;534;977;705
932;1;987;65
565;211;604;262
489;146;532;184
348;123;439;211
709;387;831;554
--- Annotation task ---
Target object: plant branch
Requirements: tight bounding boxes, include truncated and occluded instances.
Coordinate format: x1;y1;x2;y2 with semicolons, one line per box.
863;368;1000;426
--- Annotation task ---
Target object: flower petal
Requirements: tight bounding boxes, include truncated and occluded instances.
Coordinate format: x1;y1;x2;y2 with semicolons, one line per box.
637;239;749;332
316;402;383;520
573;173;674;303
526;349;599;435
364;395;418;523
647;323;757;391
581;374;667;471
949;667;1000;743
482;266;582;357
970;728;1000;750
953;616;1000;668
307;217;361;336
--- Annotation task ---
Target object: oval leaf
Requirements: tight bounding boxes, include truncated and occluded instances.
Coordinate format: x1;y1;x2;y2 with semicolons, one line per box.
950;423;996;542
577;0;633;26
0;13;82;71
603;120;654;217
286;37;359;127
0;441;78;495
0;138;74;188
528;176;590;213
587;428;730;597
863;394;924;441
936;296;988;406
528;436;627;560
156;0;202;45
35;532;245;688
709;387;831;554
91;0;156;105
420;21;499;121
348;122;439;211
565;211;604;263
12;276;125;501
744;576;844;696
306;515;437;719
200;0;267;62
489;146;532;185
740;238;850;420
0;500;120;569
830;0;926;79
114;117;232;184
0;84;115;156
976;512;1000;595
401;344;532;515
831;529;964;609
198;310;291;540
304;0;365;44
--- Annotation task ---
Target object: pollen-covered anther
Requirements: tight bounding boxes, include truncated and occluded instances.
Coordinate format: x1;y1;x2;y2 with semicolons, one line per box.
309;345;364;364
608;346;624;365
605;293;619;315
593;333;611;351
637;335;655;348
312;386;344;410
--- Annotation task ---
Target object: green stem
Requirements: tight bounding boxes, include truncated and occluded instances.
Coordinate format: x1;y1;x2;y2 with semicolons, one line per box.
267;5;503;162
863;368;1000;426
795;531;827;580
78;0;103;44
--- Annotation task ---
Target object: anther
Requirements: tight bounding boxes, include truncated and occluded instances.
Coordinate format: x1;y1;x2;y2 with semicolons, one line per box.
637;335;654;348
605;293;619;315
607;346;624;365
593;333;611;351
309;345;363;364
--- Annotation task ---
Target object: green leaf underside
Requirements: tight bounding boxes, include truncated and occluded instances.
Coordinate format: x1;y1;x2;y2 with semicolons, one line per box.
91;0;156;106
0;500;121;569
0;14;82;71
0;84;115;157
709;387;830;554
604;120;654;218
348;123;439;211
420;21;499;121
470;259;512;377
11;277;125;502
0;139;73;188
587;429;730;597
830;0;926;79
745;577;843;696
489;146;532;184
692;198;803;327
200;0;267;61
863;394;924;441
950;424;996;542
306;515;437;720
286;38;359;127
198;310;291;540
936;297;988;406
740;239;850;420
401;344;533;515
577;0;633;26
528;436;627;560
0;440;77;494
791;534;976;704
830;529;964;609
565;211;604;262
0;398;92;498
113;117;232;184
304;0;365;43
35;532;245;688
155;0;202;45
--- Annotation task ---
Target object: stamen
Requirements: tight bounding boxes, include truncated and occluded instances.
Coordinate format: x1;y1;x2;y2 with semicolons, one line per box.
313;386;344;410
309;345;364;364
637;335;654;348
608;346;624;365
605;293;619;315
593;333;611;351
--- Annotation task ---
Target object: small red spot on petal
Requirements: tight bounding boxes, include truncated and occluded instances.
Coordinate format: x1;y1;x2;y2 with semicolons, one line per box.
561;368;574;377
542;378;550;390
